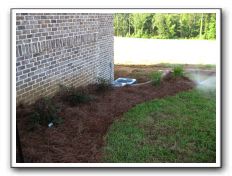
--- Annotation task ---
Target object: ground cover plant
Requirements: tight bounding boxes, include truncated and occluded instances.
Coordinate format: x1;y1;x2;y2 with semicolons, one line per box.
58;85;92;106
149;71;162;86
96;77;113;92
103;88;216;163
29;97;62;130
173;65;184;77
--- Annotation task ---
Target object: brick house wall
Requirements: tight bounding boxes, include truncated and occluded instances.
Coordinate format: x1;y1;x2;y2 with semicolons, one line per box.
15;13;114;104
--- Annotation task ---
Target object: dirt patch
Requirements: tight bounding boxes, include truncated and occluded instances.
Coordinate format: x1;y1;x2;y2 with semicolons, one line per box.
17;75;195;163
114;64;216;83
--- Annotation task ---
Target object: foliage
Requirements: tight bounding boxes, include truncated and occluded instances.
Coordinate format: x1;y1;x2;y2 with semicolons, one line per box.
173;65;184;77
104;89;216;163
150;71;162;86
114;13;216;40
29;97;62;130
59;85;92;106
96;77;112;92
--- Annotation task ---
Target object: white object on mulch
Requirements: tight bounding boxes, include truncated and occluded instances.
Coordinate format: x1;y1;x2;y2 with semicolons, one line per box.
48;122;53;128
113;78;137;87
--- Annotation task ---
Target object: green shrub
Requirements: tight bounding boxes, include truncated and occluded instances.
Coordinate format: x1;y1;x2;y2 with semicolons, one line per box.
66;92;92;106
59;85;92;106
29;97;62;130
150;71;162;86
173;65;184;77
96;77;112;92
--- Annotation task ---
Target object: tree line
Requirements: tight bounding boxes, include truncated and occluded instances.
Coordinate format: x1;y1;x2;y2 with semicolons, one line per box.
114;13;216;40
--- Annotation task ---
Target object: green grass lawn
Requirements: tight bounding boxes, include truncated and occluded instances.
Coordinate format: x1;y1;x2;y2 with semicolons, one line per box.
103;88;216;163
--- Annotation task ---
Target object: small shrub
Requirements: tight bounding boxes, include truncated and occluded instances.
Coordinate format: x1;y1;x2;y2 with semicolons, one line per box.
29;97;62;130
173;65;184;77
150;71;162;86
59;85;92;106
66;92;92;106
29;112;41;129
96;77;112;92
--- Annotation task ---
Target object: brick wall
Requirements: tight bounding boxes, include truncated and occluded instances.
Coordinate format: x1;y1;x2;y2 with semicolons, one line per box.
16;13;114;104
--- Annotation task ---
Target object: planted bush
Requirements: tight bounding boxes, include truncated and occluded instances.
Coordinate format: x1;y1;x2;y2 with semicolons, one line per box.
96;77;112;92
59;85;92;106
173;65;184;77
29;97;62;130
150;71;162;86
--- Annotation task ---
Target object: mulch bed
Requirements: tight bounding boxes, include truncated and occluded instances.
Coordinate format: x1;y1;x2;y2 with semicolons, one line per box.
16;75;195;163
114;64;216;83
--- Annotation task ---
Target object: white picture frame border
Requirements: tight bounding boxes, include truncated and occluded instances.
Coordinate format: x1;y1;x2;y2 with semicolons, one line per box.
11;8;222;168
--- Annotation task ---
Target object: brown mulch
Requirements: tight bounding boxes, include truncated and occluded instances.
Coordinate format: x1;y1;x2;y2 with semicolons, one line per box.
16;75;195;163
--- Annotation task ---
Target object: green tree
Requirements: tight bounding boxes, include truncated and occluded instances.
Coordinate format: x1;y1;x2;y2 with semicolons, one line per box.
205;14;216;39
114;13;216;40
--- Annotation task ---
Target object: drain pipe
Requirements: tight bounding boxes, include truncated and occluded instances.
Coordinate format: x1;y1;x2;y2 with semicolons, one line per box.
131;80;152;86
131;70;171;87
